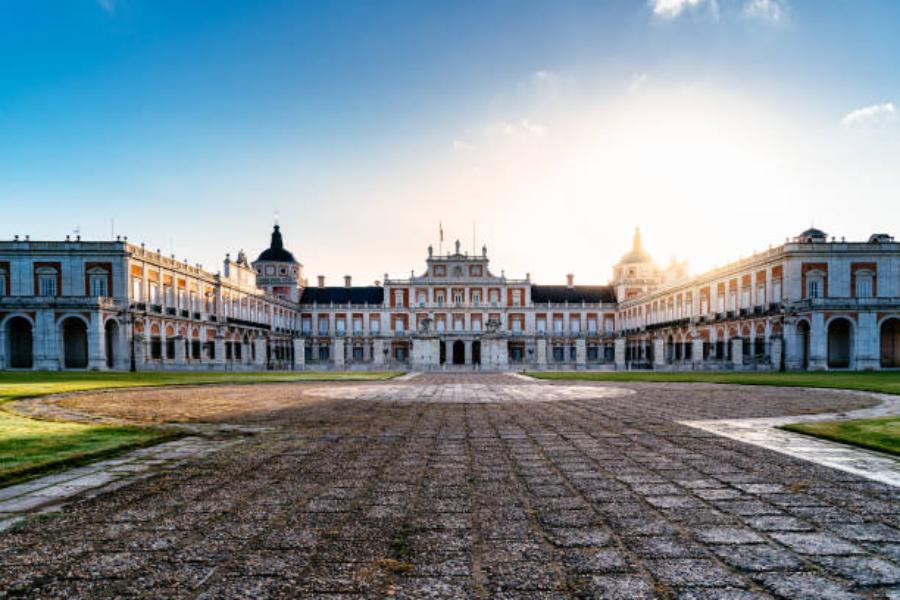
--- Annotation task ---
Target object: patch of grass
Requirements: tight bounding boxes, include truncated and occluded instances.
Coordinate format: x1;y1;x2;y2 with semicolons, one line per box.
525;371;900;396
782;416;900;456
0;370;401;488
389;521;414;561
0;370;404;403
0;410;175;486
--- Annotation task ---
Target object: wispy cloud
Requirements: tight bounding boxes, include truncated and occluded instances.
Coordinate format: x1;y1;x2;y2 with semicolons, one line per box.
841;102;896;128
742;0;784;24
97;0;116;13
489;119;547;137
650;0;713;19
628;73;650;95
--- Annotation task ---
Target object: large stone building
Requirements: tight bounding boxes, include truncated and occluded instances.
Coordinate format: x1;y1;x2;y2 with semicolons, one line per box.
1;226;898;371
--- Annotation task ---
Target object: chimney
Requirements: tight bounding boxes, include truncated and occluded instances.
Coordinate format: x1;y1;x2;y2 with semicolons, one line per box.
344;275;352;288
317;275;325;288
566;273;575;288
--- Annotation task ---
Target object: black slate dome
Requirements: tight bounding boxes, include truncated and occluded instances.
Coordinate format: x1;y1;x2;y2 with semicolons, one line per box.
256;225;297;263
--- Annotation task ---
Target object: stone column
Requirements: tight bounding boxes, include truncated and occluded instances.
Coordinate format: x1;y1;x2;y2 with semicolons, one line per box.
333;337;345;368
808;312;827;370
855;312;879;370
373;338;385;366
575;338;586;369
88;313;106;370
770;336;783;371
214;335;225;368
173;335;186;367
133;333;146;370
0;326;6;369
464;341;472;365
536;338;547;368
413;337;439;370
242;340;251;366
293;338;305;370
492;338;509;369
253;337;267;368
652;338;666;369
34;311;59;370
614;338;626;370
692;338;704;369
731;337;744;368
782;320;804;371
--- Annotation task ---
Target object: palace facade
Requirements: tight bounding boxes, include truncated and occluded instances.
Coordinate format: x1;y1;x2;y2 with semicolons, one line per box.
1;226;898;371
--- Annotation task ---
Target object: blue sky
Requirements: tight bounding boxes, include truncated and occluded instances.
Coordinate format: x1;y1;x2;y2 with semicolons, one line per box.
2;0;899;284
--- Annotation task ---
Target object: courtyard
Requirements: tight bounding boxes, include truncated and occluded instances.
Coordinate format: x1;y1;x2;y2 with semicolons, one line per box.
1;373;899;598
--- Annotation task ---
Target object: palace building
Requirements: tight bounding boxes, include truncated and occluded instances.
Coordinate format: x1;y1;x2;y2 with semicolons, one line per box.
1;226;898;371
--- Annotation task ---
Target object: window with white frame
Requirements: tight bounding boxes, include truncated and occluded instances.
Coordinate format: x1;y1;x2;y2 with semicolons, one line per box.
37;268;57;297
511;318;522;333
554;318;563;333
353;318;363;333
454;292;463;305
394;318;404;333
717;295;725;313
588;319;597;334
604;319;614;334
436;319;445;332
417;292;426;307
489;290;499;306
728;291;736;311
741;287;750;308
757;284;766;306
512;290;522;305
454;317;463;331
435;292;444;306
89;268;108;297
536;318;546;333
336;320;346;335
132;277;143;301
570;319;580;334
371;319;380;333
472;318;482;332
773;279;782;302
806;271;824;299
472;291;481;305
164;286;174;306
855;271;873;298
318;319;328;334
394;290;405;307
700;298;708;314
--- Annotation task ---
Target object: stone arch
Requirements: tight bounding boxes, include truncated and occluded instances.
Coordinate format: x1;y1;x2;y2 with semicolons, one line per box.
6;315;34;369
826;317;854;369
452;340;465;365
61;316;89;369
879;317;900;368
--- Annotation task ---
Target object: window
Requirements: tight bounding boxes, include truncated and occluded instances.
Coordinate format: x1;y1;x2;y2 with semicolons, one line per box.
395;319;404;333
728;291;736;311
472;291;481;305
318;319;328;334
512;290;521;305
89;272;108;297
454;292;463;305
436;292;444;306
472;319;482;332
0;269;6;297
353;318;363;334
757;284;766;306
554;319;563;334
855;273;873;298
512;319;522;333
536;318;546;333
570;319;580;334
741;288;750;308
773;280;782;302
132;278;143;301
489;290;499;306
38;269;57;297
436;319;445;332
588;320;597;334
417;292;426;307
335;320;346;335
164;286;174;306
454;318;463;331
807;279;819;298
604;319;614;334
371;319;380;334
394;290;405;307
700;299;708;314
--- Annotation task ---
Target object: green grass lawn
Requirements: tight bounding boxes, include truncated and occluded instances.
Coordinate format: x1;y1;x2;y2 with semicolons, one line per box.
0;370;402;487
782;416;900;456
525;371;900;396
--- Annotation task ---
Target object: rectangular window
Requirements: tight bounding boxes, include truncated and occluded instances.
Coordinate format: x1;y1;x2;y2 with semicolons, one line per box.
512;319;522;333
554;319;563;334
417;293;426;307
39;274;57;297
132;278;142;301
436;319;445;332
395;319;404;333
570;319;580;334
489;290;499;306
472;319;482;332
588;320;597;334
856;277;872;298
318;319;328;334
536;319;546;333
0;274;5;297
353;318;363;334
807;280;819;299
512;290;521;305
394;290;404;307
472;292;481;305
335;320;346;335
454;293;463;305
773;280;782;302
436;293;444;306
454;318;463;331
90;275;108;297
371;319;380;333
757;284;766;306
604;319;614;334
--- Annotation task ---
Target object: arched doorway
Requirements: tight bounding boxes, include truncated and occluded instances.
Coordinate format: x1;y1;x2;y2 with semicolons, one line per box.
7;317;33;369
797;320;810;370
452;340;465;365
105;320;119;369
827;318;853;369
62;318;88;369
472;341;481;365
880;318;900;368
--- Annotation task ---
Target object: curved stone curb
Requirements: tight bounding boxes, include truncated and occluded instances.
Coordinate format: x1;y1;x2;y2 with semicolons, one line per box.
681;392;900;488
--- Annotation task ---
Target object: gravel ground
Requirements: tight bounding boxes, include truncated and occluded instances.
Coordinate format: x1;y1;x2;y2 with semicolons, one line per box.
1;374;898;599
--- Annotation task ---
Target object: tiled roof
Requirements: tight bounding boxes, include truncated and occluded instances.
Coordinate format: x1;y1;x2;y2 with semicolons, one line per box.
531;285;616;304
299;286;384;305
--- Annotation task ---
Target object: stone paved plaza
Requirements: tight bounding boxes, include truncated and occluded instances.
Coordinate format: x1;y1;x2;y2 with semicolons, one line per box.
1;374;899;599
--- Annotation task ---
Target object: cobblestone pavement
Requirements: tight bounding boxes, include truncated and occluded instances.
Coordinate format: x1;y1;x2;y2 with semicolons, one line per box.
1;374;899;599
